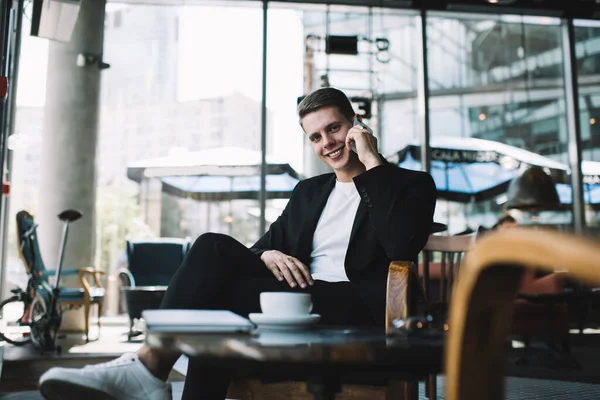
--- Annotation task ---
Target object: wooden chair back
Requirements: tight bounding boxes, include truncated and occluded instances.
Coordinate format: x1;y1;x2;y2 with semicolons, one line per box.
445;228;600;400
421;232;477;302
386;260;417;332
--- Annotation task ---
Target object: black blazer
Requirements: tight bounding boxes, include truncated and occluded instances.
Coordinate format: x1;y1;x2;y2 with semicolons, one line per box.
250;160;437;324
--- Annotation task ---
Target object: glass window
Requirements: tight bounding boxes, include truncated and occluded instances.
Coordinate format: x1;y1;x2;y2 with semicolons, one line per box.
95;2;265;273
426;13;568;232
8;1;597;296
268;4;418;177
575;19;600;229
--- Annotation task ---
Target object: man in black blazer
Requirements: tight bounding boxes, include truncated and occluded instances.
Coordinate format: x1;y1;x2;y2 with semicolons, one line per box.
39;88;436;400
251;89;436;324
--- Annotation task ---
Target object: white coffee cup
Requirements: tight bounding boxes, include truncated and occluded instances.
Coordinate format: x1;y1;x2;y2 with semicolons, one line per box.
259;292;313;317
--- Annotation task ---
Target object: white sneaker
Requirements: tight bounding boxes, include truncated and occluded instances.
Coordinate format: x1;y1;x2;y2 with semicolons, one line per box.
39;352;172;400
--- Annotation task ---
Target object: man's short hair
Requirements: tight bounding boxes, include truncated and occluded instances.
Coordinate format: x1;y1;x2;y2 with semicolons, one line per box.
297;87;355;125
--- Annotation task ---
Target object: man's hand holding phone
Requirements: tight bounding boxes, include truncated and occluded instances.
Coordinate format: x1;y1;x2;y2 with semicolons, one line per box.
348;116;383;170
261;250;314;289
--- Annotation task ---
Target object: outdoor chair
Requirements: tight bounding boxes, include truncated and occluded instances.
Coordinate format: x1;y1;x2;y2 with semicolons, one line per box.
512;270;573;368
502;165;575;367
16;210;105;342
444;228;600;400
118;237;191;339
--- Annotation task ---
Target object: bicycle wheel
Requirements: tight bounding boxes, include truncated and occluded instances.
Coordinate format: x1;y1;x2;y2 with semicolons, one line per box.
30;293;61;351
0;295;32;346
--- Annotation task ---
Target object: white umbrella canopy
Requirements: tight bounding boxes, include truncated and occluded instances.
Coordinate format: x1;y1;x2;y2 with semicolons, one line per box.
127;147;300;181
127;147;301;201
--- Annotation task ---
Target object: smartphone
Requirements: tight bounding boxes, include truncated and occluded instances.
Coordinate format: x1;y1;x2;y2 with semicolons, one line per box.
351;117;373;153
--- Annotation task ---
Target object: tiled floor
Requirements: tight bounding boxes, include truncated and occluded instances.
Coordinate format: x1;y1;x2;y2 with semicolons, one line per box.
422;377;600;400
505;377;600;400
3;378;600;399
2;316;600;399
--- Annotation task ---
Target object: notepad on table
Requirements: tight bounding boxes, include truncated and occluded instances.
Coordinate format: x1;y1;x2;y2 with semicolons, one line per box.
142;309;253;333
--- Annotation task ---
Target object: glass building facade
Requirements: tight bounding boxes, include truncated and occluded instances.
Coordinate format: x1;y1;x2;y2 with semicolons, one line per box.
3;2;600;291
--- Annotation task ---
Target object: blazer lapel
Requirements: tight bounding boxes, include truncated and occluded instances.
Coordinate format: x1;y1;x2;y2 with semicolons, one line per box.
296;175;336;262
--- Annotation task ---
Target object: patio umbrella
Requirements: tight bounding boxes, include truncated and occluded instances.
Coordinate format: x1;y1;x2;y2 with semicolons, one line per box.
160;174;300;201
127;147;301;201
387;137;568;203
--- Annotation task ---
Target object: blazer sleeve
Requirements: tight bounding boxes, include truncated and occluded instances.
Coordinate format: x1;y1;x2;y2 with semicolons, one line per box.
249;185;297;258
352;163;436;260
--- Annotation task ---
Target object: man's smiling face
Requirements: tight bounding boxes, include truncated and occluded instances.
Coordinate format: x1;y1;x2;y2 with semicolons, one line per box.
301;106;360;173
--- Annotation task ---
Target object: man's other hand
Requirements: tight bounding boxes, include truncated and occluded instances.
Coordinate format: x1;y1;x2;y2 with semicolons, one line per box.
260;250;314;289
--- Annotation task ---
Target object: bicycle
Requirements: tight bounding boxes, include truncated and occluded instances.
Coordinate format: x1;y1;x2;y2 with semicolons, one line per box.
0;209;83;353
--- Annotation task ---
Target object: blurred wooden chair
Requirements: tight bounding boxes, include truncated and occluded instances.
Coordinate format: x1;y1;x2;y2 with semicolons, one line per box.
445;228;600;400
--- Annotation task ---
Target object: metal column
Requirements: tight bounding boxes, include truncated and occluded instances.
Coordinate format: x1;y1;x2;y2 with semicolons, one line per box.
0;0;23;300
259;0;268;236
0;0;16;302
418;10;432;299
418;9;431;174
561;17;585;234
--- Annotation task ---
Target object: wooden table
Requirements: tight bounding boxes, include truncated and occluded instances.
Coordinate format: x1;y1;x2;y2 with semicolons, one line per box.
146;327;443;400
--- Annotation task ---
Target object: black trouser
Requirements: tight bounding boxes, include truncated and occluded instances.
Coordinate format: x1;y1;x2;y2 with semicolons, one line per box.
160;233;375;400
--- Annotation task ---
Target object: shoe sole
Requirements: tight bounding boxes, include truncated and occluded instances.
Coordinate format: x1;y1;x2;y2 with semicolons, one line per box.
40;379;118;400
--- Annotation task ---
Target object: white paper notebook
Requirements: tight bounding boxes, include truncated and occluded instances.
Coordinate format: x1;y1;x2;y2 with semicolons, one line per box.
142;309;253;333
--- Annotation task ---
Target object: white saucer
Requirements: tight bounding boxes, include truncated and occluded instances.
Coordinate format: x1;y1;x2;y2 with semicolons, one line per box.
248;313;321;330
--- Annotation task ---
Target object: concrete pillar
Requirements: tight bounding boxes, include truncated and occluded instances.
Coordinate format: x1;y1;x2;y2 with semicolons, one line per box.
37;0;106;332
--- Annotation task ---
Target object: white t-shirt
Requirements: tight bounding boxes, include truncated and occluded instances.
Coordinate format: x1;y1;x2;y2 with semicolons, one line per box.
310;180;361;282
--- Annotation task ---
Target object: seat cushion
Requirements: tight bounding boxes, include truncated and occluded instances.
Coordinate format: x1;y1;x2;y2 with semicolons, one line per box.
57;287;105;301
418;262;445;280
57;288;85;301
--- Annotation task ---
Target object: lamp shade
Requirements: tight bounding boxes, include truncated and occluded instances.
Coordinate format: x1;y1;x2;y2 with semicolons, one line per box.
505;166;562;211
